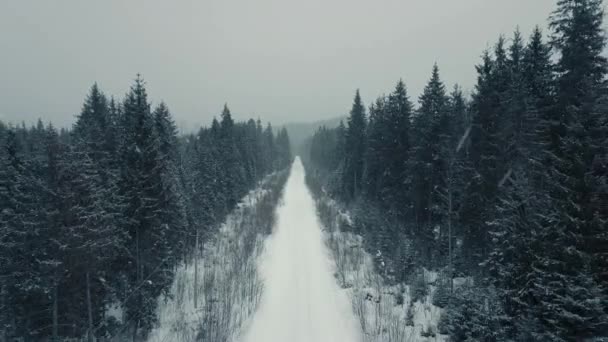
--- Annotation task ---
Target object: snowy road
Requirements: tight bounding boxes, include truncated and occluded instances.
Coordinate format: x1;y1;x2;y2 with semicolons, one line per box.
243;157;362;342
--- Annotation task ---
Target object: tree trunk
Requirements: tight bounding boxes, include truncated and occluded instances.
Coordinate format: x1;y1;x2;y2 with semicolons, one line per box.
194;229;199;309
132;322;138;342
134;226;141;342
1;284;6;342
446;158;453;294
52;285;58;342
136;226;142;282
86;271;95;342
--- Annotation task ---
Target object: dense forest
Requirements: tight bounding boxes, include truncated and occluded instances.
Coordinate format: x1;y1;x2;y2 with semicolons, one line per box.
0;76;291;341
307;0;608;340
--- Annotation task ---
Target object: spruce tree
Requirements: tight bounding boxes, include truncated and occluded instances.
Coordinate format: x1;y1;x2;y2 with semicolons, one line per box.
383;80;414;218
152;102;187;267
466;47;502;264
529;0;608;337
118;75;167;336
363;96;387;202
411;64;449;263
485;28;557;339
73;84;115;172
218;104;247;208
343;90;366;201
275;127;292;169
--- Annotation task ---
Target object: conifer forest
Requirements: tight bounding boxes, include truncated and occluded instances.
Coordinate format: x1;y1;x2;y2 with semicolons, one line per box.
1;0;608;341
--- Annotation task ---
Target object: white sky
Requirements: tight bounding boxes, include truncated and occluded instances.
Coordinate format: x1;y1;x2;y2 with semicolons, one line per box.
0;0;555;129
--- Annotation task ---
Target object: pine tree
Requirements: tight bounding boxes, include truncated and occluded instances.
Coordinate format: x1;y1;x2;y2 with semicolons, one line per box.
343;90;366;201
411;64;449;263
73;84;115;173
465;44;505;265
152;102;188;269
275;127;292;169
551;0;608;291
363;96;387;202
263;123;275;173
118;75;168;336
334;120;346;174
218;104;247;208
383;80;414;217
0;128;33;338
526;0;608;338
58;142;126;341
523;26;555;175
435;85;471;285
72;86;126;330
524;27;554;114
484;28;557;339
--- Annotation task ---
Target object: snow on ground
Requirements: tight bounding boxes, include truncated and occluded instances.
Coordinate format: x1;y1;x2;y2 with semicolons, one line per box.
243;157;362;342
146;171;288;342
317;194;449;341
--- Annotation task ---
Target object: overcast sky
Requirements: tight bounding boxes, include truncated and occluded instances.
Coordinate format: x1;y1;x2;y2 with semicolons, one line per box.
0;0;555;129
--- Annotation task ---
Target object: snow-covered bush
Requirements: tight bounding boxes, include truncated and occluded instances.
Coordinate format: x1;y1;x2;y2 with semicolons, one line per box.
405;302;415;327
394;290;405;306
420;325;436;338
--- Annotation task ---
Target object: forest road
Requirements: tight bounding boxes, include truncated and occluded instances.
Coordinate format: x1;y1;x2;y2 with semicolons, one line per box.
242;157;362;342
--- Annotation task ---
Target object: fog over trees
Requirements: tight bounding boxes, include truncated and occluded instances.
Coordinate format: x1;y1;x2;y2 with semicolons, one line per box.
1;1;608;342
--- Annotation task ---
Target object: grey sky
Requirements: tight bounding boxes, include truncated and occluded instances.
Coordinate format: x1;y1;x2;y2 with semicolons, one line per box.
1;0;555;129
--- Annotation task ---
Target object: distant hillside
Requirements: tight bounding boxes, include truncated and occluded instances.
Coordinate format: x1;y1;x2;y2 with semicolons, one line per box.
283;116;345;157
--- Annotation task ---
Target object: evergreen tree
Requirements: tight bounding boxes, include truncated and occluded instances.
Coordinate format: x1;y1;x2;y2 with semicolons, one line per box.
73;84;116;173
58;143;126;341
343;90;366;201
411;64;449;263
465;45;504;264
526;0;608;337
118;75;169;336
152;102;188;266
275;127;292;169
382;80;414;217
218;104;247;208
363;96;387;202
263;123;276;173
0;128;35;338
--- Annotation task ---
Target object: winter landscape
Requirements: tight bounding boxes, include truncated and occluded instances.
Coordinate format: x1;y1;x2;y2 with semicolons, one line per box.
1;0;608;341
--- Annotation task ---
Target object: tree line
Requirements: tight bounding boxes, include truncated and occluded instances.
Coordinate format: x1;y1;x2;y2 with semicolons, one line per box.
308;0;607;340
0;76;292;341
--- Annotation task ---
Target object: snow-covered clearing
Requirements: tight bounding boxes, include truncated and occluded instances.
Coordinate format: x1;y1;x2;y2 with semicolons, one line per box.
146;170;288;342
315;196;449;342
243;157;362;342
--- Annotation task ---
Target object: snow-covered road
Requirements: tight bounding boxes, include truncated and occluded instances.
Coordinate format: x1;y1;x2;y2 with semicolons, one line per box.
243;157;362;342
